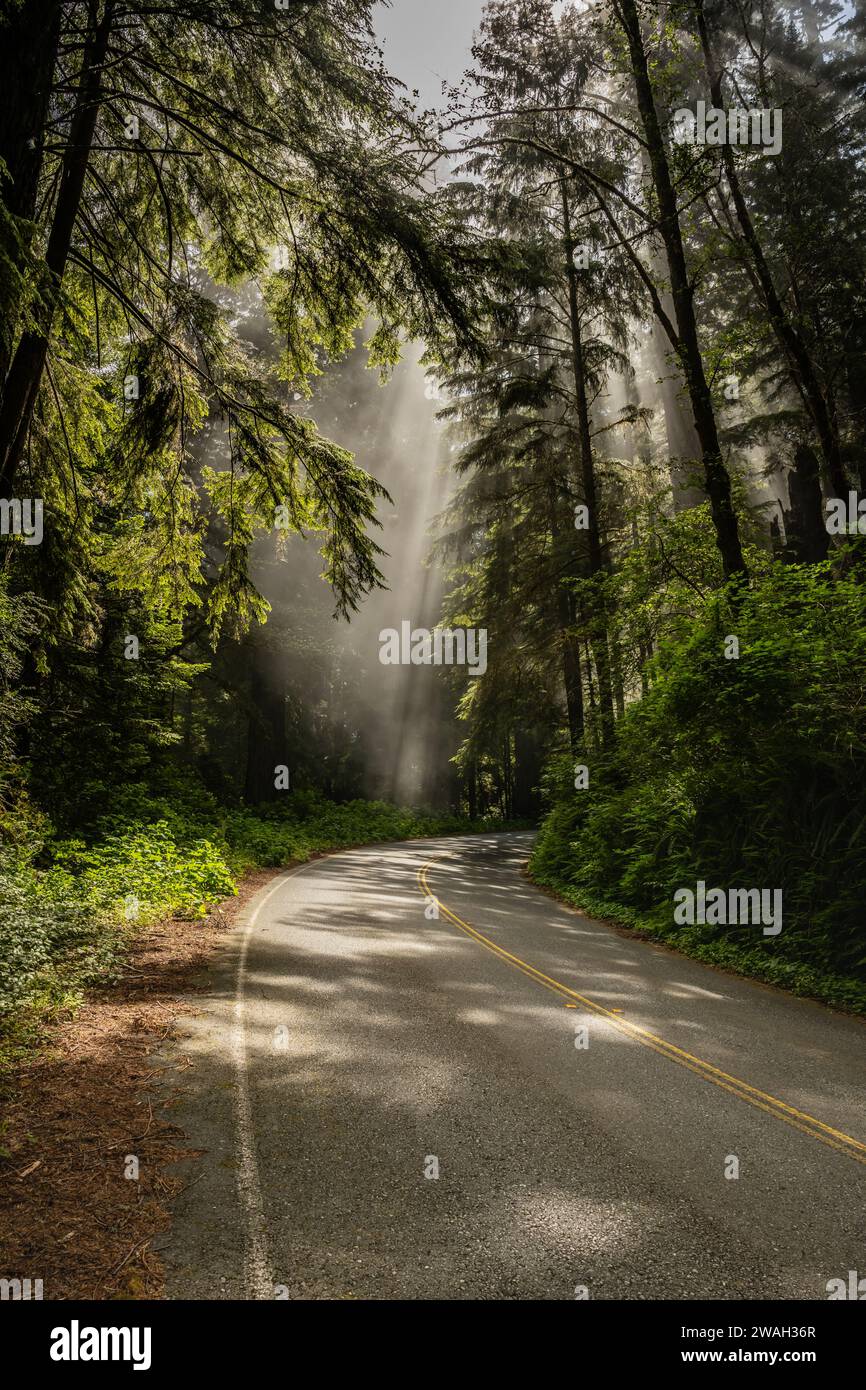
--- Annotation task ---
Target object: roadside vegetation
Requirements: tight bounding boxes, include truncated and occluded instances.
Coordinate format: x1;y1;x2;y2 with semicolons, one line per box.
529;554;866;1014
0;776;503;1070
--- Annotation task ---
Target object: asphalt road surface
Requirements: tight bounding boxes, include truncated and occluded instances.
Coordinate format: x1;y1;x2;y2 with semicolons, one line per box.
159;832;866;1300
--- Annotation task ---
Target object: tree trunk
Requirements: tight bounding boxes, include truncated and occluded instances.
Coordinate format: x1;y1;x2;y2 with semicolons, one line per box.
649;282;704;510
466;759;478;820
561;176;616;737
0;2;115;497
546;475;585;753
0;0;63;388
782;445;830;564
513;726;542;819
614;0;747;582
694;0;848;503
243;642;286;805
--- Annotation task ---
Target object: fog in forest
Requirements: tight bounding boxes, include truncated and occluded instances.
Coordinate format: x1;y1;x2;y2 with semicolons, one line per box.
201;0;789;815
255;339;459;808
195;270;461;808
198;1;487;810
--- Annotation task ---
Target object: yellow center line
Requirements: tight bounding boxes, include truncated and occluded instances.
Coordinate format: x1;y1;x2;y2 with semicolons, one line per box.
417;861;866;1169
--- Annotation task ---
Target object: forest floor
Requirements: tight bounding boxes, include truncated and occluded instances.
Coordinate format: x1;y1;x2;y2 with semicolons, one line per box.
0;866;282;1300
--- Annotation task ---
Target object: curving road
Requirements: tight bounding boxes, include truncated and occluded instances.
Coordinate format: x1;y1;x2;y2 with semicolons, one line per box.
160;832;866;1300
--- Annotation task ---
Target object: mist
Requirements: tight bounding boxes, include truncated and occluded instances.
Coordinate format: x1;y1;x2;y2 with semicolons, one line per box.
215;319;462;809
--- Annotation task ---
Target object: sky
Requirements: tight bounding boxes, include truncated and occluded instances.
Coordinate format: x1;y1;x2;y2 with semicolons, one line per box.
374;0;487;111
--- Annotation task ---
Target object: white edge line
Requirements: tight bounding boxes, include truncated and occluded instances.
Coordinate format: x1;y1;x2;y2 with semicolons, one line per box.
232;834;521;1297
233;863;313;1299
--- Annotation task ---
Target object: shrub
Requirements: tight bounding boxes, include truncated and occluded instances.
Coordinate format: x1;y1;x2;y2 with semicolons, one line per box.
0;788;506;1044
530;555;866;1007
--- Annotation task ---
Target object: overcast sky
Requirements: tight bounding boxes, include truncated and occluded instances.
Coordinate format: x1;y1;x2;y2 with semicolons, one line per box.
374;0;487;111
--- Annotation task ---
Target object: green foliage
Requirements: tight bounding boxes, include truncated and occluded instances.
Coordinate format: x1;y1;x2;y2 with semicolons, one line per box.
0;783;505;1055
530;549;866;1011
0;580;42;794
49;823;236;922
0;840;126;1020
222;795;485;871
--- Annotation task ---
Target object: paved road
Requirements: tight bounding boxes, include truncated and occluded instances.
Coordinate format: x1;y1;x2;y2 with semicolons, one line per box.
160;832;866;1300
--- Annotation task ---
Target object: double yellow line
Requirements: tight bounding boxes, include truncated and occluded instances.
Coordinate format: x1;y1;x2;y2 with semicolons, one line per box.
417;861;866;1169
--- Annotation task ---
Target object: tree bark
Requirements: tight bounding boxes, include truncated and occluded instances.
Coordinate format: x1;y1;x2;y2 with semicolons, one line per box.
243;646;287;805
694;0;848;502
0;2;115;497
546;474;585;754
0;0;63;389
513;725;542;819
561;176;616;738
781;445;830;563
614;0;748;581
649;279;705;509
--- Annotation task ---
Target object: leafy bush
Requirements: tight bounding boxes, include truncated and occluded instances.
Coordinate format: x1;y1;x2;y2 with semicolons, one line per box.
530;554;866;1011
0;845;125;1018
50;823;237;921
0;786;506;1047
